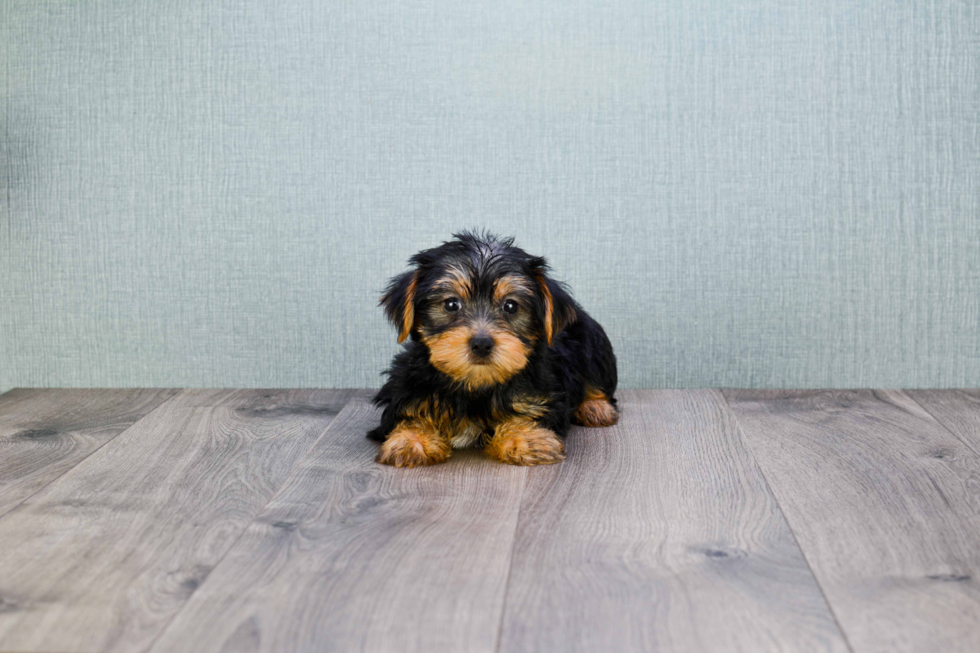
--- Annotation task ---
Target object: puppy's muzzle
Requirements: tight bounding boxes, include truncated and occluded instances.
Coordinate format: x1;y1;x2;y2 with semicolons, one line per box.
469;334;494;359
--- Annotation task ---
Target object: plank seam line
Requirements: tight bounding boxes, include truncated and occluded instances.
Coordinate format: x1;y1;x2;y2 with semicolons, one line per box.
492;465;531;653
143;390;360;653
0;389;181;523
717;390;857;653
903;390;980;459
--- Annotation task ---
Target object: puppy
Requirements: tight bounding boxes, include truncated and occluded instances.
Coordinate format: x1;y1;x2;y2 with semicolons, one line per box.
367;231;619;467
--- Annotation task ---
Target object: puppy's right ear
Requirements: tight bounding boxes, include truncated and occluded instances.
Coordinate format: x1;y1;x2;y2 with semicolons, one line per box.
380;270;419;343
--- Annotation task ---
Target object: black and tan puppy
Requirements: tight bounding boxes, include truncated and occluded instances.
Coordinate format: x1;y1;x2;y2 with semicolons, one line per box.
368;231;619;467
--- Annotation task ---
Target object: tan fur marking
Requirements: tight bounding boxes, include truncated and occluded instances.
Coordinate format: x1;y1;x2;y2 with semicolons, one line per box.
397;274;418;343
399;396;474;438
422;323;531;391
432;265;472;300
494;392;550;422
485;416;565;466
572;387;620;427
534;272;576;346
376;420;451;467
535;274;555;345
493;274;534;303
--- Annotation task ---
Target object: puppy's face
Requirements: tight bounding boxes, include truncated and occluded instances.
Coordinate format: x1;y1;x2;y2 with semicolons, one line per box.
380;233;576;391
418;266;538;391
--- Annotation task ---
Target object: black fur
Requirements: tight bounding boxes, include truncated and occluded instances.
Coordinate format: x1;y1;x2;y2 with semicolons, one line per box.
367;230;618;445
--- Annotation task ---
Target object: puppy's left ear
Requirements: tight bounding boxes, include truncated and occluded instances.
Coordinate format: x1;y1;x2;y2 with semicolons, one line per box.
380;269;420;343
530;258;577;346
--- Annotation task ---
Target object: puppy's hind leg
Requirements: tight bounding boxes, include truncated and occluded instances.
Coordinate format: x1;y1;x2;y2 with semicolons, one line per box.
572;386;620;427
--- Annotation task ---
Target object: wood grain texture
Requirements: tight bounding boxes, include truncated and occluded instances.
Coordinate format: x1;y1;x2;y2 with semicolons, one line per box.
906;390;980;456
0;388;179;518
498;389;848;653
149;397;528;653
724;389;980;653
0;389;354;653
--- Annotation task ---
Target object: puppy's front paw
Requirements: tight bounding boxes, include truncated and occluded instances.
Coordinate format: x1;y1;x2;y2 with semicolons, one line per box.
376;424;451;468
486;419;565;466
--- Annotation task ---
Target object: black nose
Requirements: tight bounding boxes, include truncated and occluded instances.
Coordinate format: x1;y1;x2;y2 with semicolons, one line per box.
469;335;494;358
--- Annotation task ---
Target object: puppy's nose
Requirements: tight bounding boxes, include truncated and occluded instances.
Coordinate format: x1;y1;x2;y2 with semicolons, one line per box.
469;335;494;358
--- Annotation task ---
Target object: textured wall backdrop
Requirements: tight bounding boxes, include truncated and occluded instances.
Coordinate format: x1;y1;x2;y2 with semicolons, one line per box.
1;0;978;392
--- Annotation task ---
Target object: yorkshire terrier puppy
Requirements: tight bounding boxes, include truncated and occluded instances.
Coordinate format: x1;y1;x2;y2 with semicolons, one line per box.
367;231;619;467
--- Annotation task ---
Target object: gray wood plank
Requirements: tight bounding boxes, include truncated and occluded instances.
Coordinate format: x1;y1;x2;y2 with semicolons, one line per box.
0;388;179;518
0;388;355;653
149;397;528;653
724;389;980;653
498;389;848;653
906;389;980;456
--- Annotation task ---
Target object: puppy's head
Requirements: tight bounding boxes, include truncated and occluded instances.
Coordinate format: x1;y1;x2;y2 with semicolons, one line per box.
380;231;577;391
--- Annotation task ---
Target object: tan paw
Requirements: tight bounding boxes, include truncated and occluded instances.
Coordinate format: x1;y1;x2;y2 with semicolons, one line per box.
376;424;451;468
486;420;566;466
572;397;620;427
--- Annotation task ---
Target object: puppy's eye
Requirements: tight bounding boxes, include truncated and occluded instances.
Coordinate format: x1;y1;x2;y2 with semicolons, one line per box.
502;299;519;314
444;298;462;312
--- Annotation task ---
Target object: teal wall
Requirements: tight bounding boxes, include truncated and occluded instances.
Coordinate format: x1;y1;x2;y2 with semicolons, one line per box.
2;1;978;392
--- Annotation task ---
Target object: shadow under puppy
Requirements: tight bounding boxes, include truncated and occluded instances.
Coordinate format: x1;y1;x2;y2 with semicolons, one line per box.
368;231;619;467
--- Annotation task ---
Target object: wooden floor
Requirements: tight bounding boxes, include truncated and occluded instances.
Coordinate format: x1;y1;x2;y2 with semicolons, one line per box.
0;389;978;652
